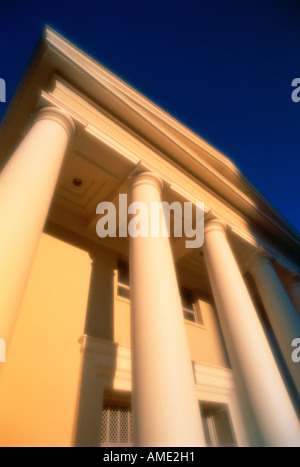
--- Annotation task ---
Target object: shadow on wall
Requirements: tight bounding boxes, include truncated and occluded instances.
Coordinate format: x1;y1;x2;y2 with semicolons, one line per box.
73;246;119;447
73;337;119;447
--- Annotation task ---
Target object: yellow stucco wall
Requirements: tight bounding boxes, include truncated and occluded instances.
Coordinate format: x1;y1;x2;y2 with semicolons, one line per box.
114;295;229;368
0;233;91;447
114;296;131;346
184;300;229;368
0;233;229;446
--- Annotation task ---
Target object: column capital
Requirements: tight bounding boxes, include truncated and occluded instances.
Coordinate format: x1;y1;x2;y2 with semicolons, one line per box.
130;171;164;194
283;272;300;288
32;106;75;142
204;216;227;235
245;246;271;273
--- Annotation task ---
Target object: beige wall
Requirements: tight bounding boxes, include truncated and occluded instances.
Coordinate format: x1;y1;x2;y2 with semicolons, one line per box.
184;300;229;368
114;295;131;346
0;233;91;447
114;294;229;368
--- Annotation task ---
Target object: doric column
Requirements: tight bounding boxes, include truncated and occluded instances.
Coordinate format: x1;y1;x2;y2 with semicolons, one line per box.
0;107;75;350
129;172;205;447
284;273;300;317
203;218;300;447
247;249;300;396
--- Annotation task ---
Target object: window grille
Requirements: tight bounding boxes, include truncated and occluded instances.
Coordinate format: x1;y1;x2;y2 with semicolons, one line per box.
101;407;133;446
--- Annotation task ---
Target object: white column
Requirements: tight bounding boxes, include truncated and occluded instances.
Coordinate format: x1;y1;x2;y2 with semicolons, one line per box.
129;172;205;447
284;273;300;317
247;249;300;396
203;218;300;447
0;107;75;350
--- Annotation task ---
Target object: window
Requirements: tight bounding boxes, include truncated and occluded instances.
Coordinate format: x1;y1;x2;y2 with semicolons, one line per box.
117;260;130;299
180;287;204;324
115;261;205;326
101;390;133;447
200;402;236;447
181;287;196;322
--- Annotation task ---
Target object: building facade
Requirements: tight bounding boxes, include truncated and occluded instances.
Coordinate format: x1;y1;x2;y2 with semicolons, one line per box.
0;27;299;447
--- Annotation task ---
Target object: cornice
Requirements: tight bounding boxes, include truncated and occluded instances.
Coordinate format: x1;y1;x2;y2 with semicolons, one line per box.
45;29;256;203
43;28;300;246
282;272;300;288
38;81;299;272
44;27;240;178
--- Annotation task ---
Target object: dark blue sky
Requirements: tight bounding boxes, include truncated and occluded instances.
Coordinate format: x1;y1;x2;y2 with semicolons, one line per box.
0;0;299;232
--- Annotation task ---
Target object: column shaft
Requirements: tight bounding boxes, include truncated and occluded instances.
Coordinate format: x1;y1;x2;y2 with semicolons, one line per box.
248;252;300;395
203;219;300;447
129;172;205;447
0;107;74;349
284;274;300;317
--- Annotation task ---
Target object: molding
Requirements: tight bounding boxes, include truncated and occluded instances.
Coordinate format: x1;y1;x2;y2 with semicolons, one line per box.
193;362;249;446
79;335;238;394
79;336;132;391
193;362;235;393
78;335;248;446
